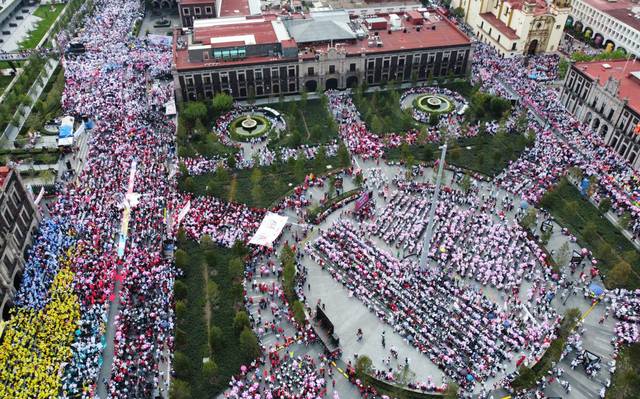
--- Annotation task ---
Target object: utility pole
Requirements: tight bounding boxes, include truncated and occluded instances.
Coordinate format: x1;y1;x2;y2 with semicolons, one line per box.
419;142;447;272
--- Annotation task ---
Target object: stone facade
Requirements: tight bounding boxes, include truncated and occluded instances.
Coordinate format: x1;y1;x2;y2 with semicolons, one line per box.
0;166;41;321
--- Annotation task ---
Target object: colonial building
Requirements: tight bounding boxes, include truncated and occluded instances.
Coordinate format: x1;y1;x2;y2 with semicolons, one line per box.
452;0;572;56
560;59;640;168
0;165;41;322
566;0;640;57
172;8;473;101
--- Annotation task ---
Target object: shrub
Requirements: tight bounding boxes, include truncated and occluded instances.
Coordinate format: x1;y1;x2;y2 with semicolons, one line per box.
233;310;250;333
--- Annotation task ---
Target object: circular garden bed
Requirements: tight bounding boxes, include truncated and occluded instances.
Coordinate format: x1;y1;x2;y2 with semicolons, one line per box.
413;94;454;115
228;114;272;142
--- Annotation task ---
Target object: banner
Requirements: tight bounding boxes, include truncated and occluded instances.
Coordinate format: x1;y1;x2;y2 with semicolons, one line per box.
249;212;289;247
176;200;191;225
354;191;370;212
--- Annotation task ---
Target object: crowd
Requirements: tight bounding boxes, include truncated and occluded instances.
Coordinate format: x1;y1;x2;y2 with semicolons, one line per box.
307;218;558;389
0;0;181;396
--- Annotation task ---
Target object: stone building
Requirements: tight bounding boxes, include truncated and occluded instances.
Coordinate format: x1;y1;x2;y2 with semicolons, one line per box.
172;8;473;101
452;0;572;56
560;59;640;168
0;165;41;322
565;0;640;57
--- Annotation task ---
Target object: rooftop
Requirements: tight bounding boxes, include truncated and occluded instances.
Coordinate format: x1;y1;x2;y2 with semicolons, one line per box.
576;59;640;114
581;0;640;31
175;9;471;71
480;12;519;40
218;0;261;17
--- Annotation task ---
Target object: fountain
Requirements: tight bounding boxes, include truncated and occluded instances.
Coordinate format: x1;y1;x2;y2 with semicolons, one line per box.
241;115;258;132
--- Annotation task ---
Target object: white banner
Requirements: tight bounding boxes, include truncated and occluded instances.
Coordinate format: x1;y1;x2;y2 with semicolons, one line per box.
176;200;191;225
249;212;289;247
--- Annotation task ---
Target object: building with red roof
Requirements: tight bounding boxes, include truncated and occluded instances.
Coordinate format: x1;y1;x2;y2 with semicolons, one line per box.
566;0;640;57
452;0;571;57
561;59;640;168
172;8;472;101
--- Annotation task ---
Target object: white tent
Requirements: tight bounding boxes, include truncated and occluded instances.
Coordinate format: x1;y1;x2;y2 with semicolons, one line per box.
249;212;289;247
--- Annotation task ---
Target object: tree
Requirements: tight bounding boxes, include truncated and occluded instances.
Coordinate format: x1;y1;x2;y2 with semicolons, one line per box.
582;221;598;242
337;143;350;167
292;300;306;325
207;281;220;306
428;113;439;126
247;86;256;107
564;200;579;217
169;378;191;399
355;355;373;380
619;212;632;230
175;249;188;271
354;172;364;187
202;359;219;384
558;58;570;80
443;382;459;399
607;261;632;289
173;352;191;380
521;208;537;231
182;101;207;128
209;325;223;351
239;327;260;360
557;242;571;267
422;145;434;162
200;235;213;250
228;257;245;281
212;92;233;113
459;174;472;193
300;88;308;107
294;157;306;182
175;300;187;319
451;6;464;18
233;310;251;333
174;280;188;301
315;145;327;169
250;168;264;205
598;197;612;214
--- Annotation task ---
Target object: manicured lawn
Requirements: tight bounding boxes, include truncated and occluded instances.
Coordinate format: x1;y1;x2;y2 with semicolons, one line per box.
540;178;640;289
268;98;339;148
385;132;532;177
19;4;65;49
180;154;350;208
173;239;251;398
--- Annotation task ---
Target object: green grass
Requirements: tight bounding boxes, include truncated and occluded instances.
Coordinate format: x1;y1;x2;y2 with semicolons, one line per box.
179;155;351;208
539;178;640;289
268;98;339;148
19;4;66;49
174;240;251;398
385;132;532;177
606;343;640;399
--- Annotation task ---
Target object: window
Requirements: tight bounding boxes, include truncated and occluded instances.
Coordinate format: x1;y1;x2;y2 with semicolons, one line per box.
511;42;517;50
308;67;314;76
497;35;501;43
329;65;335;74
488;28;492;36
350;63;356;72
205;6;213;14
273;85;279;93
194;7;201;15
238;73;245;82
255;71;263;80
204;75;211;85
183;7;190;15
203;51;209;60
185;76;194;86
288;68;295;77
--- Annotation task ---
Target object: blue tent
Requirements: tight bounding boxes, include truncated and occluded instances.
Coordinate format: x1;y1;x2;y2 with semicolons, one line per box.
466;374;474;382
589;283;604;296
